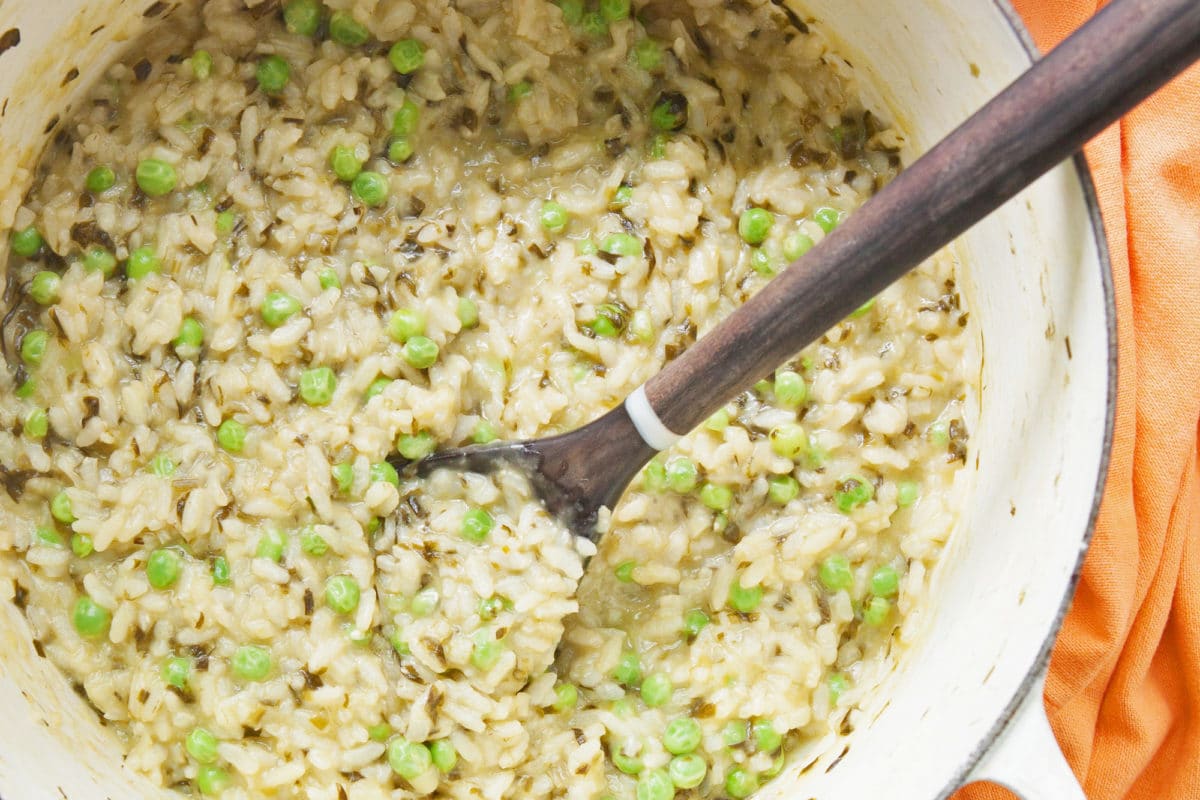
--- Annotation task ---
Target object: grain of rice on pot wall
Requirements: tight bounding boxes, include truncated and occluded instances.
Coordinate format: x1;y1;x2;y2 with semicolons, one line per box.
0;0;974;798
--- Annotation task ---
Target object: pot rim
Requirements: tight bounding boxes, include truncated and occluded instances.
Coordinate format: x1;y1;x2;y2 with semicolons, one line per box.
933;3;1118;798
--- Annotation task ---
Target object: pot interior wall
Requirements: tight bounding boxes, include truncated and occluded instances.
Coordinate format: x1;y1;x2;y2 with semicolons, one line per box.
0;2;1111;798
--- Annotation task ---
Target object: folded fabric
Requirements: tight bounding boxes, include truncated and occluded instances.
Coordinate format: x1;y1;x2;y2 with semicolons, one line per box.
954;1;1200;798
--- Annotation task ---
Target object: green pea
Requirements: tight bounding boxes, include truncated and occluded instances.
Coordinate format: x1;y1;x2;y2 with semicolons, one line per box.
186;727;220;764
739;208;774;245
29;271;60;308
215;210;237;235
351;171;388;207
195;764;229;796
461;507;494;543
396;430;436;460
19;331;48;371
15;378;35;399
161;655;192;688
471;629;504;670
650;94;687;131
329;11;369;45
388;38;425;74
637;768;675;800
325;574;361;614
368;723;392;742
317;267;340;290
611;740;643;774
456;296;479;329
231;644;271;681
850;297;876;318
11;226;44;257
70;532;94;558
553;681;578;713
750;247;775;276
610;185;633;210
146;547;183;589
298;366;337;406
195;764;230;796
392;100;420;136
641;460;666;492
539;200;569;233
390;632;410;655
599;0;630;21
682;608;709;638
135;158;177;197
752;719;782;752
870;564;900;597
863;596;892;626
83;246;117;275
600;232;643;257
217;419;246;453
649;132;669;159
767;474;800;505
261;290;301;327
472;419;498;444
411;587;439;617
834;475;873;512
125;246;161;280
364;377;392;402
85;165;116;194
507;81;533;102
369;461;400;488
555;0;584;24
328;145;363;182
580;11;608;37
763;751;786;778
190;50;213;80
633;38;662;71
725;766;759;799
814;206;842;233
668;754;707;789
211;555;231;585
388;308;425;343
662;717;701;755
300;527;329;556
769;423;808;460
51;490;75;524
252;529;287;564
72;596;109;637
827;672;849;704
388;737;432;780
699;483;733;512
403;335;439;369
283;0;322;35
613;649;641;686
23;407;48;439
728;575;763;613
34;526;63;548
773;370;807;407
387;137;414;164
928;421;950;445
722;720;747;746
818;554;853;592
429;738;457;773
783;229;814;261
641;672;672;707
665;457;698;494
897;480;920;507
610;697;636;718
614;559;637;582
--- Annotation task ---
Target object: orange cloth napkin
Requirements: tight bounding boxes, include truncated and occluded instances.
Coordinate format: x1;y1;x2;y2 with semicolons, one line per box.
955;1;1200;799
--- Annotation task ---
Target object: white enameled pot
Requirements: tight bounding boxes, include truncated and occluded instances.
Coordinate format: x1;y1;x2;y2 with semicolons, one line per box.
0;1;1113;799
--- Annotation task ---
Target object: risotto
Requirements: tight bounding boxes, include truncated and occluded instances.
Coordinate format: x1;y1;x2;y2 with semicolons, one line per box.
0;0;974;798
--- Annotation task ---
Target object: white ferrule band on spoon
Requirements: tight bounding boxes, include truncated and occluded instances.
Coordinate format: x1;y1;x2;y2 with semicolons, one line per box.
625;384;682;451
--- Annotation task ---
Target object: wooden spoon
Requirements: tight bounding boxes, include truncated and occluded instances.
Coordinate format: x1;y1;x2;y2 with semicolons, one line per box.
393;0;1200;538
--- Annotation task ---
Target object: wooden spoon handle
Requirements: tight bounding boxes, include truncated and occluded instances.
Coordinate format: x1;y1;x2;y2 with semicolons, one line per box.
642;0;1200;436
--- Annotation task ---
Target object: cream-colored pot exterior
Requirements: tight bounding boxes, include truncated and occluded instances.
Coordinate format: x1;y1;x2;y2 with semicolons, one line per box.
0;2;1112;799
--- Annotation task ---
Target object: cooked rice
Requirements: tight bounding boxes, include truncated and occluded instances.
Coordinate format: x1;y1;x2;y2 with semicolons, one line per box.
0;0;974;798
